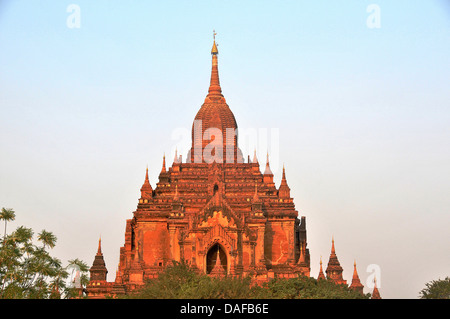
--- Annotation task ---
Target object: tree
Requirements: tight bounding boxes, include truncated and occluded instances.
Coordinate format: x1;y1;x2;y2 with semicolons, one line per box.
419;277;450;299
0;209;89;299
265;275;369;299
0;208;15;240
125;260;369;299
38;230;57;249
126;260;267;299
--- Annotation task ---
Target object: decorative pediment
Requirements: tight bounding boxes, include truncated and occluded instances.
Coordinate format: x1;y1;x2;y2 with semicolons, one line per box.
202;223;236;254
197;193;241;228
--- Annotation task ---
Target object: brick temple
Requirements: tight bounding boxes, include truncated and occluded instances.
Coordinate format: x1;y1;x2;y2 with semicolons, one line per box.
85;34;380;299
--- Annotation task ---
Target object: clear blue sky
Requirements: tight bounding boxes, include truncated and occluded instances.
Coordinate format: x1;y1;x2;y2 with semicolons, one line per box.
1;0;449;298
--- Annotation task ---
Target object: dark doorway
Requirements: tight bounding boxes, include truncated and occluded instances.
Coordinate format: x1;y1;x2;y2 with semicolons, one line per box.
206;244;227;274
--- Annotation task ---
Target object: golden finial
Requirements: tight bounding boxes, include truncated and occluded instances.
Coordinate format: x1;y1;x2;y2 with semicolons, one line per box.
211;29;218;55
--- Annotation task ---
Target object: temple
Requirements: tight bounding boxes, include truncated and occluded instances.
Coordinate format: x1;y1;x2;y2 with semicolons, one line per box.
321;237;381;298
85;33;381;299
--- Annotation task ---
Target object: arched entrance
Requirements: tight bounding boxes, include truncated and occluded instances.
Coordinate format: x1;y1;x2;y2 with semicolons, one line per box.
206;243;227;275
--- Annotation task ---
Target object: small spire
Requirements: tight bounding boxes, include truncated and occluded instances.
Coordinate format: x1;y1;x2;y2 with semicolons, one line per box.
371;276;382;299
96;236;102;256
350;260;364;293
89;235;108;282
331;236;335;255
215;246;221;265
210;245;226;277
174;148;179;164
325;236;346;285
207;30;223;98
140;165;153;198
278;163;291;199
253;149;258;163
161;153;166;172
264;152;273;175
352;260;360;282
318;255;326;280
298;242;306;265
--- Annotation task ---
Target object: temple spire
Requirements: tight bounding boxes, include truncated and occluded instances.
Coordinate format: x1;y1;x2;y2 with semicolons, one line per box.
97;236;102;256
253;149;258;164
318;256;326;280
89;236;108;282
325;236;346;285
140;165;153;199
352;260;358;278
174;148;179;164
371;276;382;299
331;236;336;255
215;246;221;266
349;260;364;294
278;164;291;199
280;164;288;186
207;30;223;98
263;152;274;186
297;241;307;267
161;153;166;173
210;246;226;277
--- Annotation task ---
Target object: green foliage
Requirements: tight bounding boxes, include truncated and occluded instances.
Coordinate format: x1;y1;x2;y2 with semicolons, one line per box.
0;207;89;299
266;276;369;299
126;260;370;299
126;260;264;299
419;277;450;299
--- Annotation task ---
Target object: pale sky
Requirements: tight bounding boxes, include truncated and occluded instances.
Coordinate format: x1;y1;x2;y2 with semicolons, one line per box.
0;0;449;299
